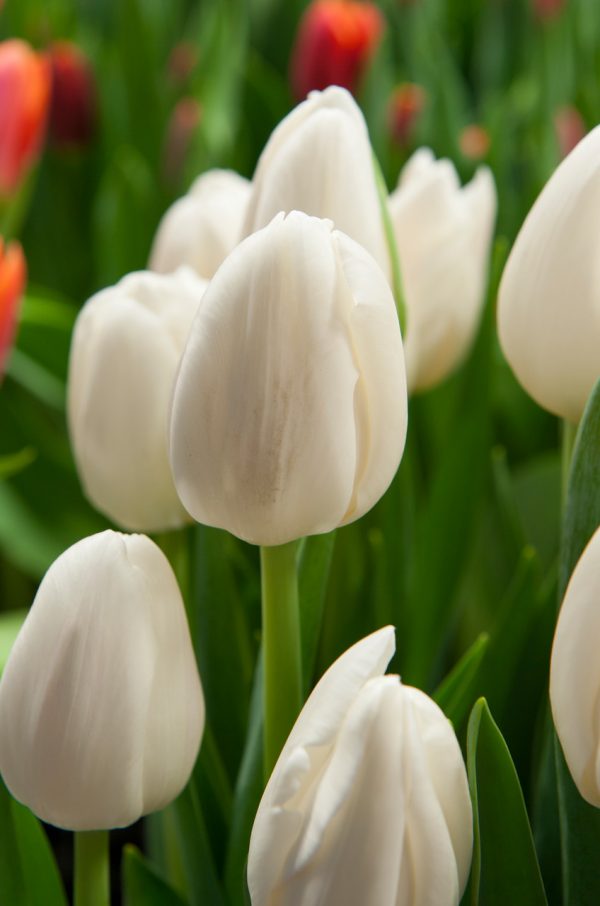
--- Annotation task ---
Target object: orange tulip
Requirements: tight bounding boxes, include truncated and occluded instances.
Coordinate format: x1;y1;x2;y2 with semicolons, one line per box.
533;0;565;22
290;0;384;100
0;40;50;196
0;239;26;378
48;41;96;150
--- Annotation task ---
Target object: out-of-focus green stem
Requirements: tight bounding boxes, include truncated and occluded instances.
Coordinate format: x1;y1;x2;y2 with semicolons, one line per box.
372;152;407;334
560;419;577;510
260;541;302;782
74;830;110;906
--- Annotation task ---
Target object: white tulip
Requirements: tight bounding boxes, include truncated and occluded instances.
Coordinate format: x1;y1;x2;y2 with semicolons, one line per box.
498;125;599;423
68;267;207;532
169;211;407;547
149;169;251;278
243;86;390;277
0;530;204;831
248;627;473;906
389;149;496;392
550;527;600;806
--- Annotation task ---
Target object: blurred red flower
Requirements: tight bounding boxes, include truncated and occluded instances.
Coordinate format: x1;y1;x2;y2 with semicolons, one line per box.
388;83;426;148
0;238;26;379
554;105;586;158
459;124;491;161
290;0;384;100
48;41;96;150
0;40;50;196
533;0;565;22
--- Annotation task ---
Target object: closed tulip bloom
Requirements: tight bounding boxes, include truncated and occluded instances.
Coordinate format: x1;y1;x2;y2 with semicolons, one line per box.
243;86;390;278
68;268;207;531
0;40;50;196
497;126;600;423
248;627;473;906
290;0;384;101
149;169;251;279
0;238;26;378
390;149;496;392
48;41;96;150
170;211;407;547
0;530;204;830
550;527;600;806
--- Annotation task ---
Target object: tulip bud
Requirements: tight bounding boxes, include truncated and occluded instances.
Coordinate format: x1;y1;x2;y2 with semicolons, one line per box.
68;268;207;531
169;211;407;547
0;40;50;196
550;527;600;806
0;237;26;378
459;124;491;161
389;148;496;392
161;97;202;189
149;169;251;279
248;627;473;906
0;530;204;830
387;82;426;149
554;105;585;159
497;126;600;423
290;0;384;101
48;41;96;150
243;86;390;279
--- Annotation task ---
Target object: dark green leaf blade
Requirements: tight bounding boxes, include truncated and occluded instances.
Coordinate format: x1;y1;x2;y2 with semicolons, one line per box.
554;377;600;906
122;845;188;906
467;698;547;906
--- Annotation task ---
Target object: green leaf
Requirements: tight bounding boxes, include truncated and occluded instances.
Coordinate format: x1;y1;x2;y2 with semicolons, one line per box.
466;699;547;906
298;531;336;693
225;654;264;906
0;448;36;481
172;781;225;906
122;845;188;906
560;378;600;597
434;633;489;727
0;483;65;577
0;779;67;906
553;378;600;906
0;609;26;674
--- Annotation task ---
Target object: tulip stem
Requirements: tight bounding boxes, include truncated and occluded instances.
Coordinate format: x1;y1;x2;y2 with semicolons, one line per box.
372;152;407;334
260;541;303;781
74;830;110;906
561;418;577;508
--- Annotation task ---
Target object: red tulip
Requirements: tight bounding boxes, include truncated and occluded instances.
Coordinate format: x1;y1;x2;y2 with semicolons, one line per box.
0;239;26;378
388;83;426;148
0;40;50;196
290;0;384;100
48;41;96;150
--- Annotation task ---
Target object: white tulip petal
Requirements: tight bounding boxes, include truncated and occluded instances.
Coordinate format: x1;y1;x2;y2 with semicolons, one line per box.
399;696;462;906
248;626;395;906
68;269;207;532
0;531;203;830
550;527;600;805
333;230;407;522
281;678;408;906
170;211;405;546
248;627;473;906
243;86;389;277
403;687;473;897
498;125;600;422
390;150;496;391
150;169;251;278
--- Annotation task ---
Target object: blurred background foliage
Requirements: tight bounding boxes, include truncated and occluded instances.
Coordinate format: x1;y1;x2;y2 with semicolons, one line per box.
0;0;595;902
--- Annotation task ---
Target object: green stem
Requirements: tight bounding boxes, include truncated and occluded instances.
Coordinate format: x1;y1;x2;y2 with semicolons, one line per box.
372;151;407;334
74;831;110;906
260;541;303;781
560;419;577;510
